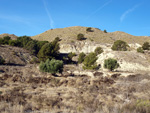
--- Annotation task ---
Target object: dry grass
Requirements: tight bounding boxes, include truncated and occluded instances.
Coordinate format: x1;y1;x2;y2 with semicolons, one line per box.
0;63;150;113
32;26;150;45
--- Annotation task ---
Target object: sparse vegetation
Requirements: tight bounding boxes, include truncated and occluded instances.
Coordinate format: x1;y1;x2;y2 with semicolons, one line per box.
111;40;129;51
94;47;103;55
104;58;119;71
83;52;98;70
78;52;86;64
137;47;144;53
39;59;63;74
142;42;150;50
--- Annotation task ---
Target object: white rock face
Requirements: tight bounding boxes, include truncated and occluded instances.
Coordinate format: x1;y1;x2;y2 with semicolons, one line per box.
97;51;150;72
59;41;111;54
60;42;150;72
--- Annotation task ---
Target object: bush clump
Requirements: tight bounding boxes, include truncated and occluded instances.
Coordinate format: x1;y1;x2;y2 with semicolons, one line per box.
111;40;129;51
137;47;144;53
78;52;86;64
104;58;119;71
39;59;63;74
104;30;107;33
68;52;76;61
94;47;103;55
0;56;5;65
77;33;85;41
83;52;98;70
86;27;93;32
38;38;60;61
142;42;150;50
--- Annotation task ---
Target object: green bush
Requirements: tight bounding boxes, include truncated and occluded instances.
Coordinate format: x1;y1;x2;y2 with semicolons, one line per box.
86;27;93;32
142;42;150;50
104;58;119;71
104;30;107;33
25;40;38;54
39;59;63;74
77;33;85;41
36;41;48;50
8;40;18;46
17;36;33;47
68;52;76;60
0;36;11;45
111;40;129;51
0;56;5;65
37;39;60;61
137;47;144;53
94;47;103;55
78;52;86;64
83;52;98;70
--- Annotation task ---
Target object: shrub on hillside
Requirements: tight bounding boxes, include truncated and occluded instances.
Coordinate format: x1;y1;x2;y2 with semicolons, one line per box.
86;27;93;32
78;52;86;64
104;58;119;71
25;40;38;54
94;47;103;55
77;33;85;41
0;36;11;45
17;36;33;47
0;56;5;65
83;52;98;70
8;40;18;46
111;40;129;51
39;59;63;74
37;39;60;61
142;42;150;50
104;30;107;33
137;47;144;53
68;52;76;61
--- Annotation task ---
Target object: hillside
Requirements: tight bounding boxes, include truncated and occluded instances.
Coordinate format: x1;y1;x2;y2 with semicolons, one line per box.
0;27;150;112
32;26;150;45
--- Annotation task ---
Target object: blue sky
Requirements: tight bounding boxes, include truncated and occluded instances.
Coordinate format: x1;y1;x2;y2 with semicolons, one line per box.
0;0;150;36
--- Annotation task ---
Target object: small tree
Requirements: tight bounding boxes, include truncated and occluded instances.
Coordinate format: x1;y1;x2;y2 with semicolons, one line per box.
104;58;119;71
83;52;98;70
111;40;129;51
104;30;107;33
142;42;150;50
68;52;76;61
94;47;103;55
86;27;93;32
0;56;5;65
39;59;63;75
78;52;86;64
38;39;60;61
77;33;84;41
137;47;144;53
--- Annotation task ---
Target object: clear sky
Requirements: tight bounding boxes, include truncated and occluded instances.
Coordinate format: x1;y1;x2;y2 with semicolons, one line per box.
0;0;150;36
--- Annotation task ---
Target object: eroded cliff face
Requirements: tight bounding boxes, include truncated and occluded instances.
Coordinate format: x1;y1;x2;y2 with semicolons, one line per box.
96;51;150;72
59;41;111;54
59;41;150;72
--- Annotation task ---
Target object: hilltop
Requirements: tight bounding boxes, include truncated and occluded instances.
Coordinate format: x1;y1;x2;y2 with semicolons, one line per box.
32;26;150;45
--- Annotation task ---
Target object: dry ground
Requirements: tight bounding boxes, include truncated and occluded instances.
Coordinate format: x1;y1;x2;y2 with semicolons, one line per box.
0;63;150;113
